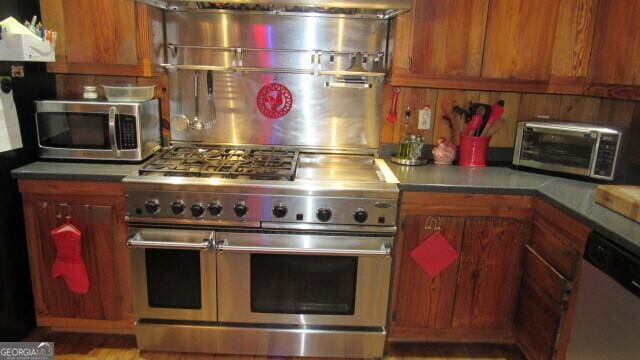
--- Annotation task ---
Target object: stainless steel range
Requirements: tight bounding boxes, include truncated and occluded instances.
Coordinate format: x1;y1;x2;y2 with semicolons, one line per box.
123;0;409;357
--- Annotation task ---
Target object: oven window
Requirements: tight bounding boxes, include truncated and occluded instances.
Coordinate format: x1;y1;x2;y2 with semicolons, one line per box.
250;254;357;315
521;130;596;169
145;249;202;309
37;112;110;149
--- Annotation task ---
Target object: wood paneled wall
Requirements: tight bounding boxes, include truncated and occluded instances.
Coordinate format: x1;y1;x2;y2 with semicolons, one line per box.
380;84;640;157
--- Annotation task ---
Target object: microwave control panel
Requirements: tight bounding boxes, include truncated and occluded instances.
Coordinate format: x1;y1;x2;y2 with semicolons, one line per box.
594;134;620;178
118;115;138;150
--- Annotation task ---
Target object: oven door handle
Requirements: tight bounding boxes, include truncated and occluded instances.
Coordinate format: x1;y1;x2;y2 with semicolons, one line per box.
108;106;121;157
126;232;213;251
217;243;391;256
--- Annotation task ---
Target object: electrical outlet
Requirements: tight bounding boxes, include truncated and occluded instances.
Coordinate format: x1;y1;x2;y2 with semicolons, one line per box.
418;106;432;130
11;65;24;78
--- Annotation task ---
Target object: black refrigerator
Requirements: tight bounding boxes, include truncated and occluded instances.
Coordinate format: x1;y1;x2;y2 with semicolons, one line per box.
0;0;57;340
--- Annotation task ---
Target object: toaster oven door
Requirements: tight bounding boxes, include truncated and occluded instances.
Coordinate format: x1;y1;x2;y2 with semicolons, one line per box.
517;126;597;176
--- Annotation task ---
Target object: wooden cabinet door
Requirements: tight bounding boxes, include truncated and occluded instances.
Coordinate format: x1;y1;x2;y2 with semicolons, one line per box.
515;246;572;360
390;215;465;337
452;218;528;329
402;0;489;77
21;181;132;329
588;0;640;85
482;0;561;80
40;0;162;76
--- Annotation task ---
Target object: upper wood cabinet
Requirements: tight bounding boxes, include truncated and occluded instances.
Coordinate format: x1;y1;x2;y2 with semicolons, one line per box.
393;0;488;77
482;0;560;81
550;0;598;79
588;0;640;85
390;0;640;100
40;0;164;76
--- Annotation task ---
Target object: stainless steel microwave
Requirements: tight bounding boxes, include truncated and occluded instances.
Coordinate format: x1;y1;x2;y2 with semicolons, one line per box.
513;121;622;181
35;99;161;162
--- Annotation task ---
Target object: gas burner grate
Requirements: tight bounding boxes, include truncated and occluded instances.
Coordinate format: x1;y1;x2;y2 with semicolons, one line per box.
139;147;299;181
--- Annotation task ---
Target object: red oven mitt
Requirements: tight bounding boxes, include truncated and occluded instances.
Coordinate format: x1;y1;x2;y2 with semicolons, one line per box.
50;223;90;294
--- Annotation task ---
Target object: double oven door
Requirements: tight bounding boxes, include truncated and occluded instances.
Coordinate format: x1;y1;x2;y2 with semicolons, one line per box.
216;231;393;328
128;228;392;328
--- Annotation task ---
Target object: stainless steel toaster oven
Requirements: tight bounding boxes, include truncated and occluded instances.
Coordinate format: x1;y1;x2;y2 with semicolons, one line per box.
513;121;622;181
35;99;161;162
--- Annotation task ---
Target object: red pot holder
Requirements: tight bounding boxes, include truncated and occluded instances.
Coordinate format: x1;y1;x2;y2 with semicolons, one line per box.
410;221;459;278
50;223;90;294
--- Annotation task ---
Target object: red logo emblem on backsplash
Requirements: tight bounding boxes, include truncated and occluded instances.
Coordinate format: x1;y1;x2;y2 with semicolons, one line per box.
256;83;293;119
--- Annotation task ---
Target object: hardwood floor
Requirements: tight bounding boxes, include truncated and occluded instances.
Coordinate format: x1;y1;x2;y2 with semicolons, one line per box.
24;329;525;360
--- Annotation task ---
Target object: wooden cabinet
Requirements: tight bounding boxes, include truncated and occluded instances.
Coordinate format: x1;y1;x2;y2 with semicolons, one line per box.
393;0;488;77
514;198;591;360
389;192;532;343
452;218;527;330
39;0;164;76
482;0;561;81
19;180;133;330
588;0;640;86
393;215;464;330
390;0;640;100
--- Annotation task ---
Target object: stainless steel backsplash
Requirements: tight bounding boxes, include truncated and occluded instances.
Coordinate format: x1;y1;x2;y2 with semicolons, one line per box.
166;11;389;151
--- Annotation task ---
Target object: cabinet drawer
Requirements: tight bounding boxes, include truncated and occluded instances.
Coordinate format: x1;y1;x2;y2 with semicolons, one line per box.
522;245;572;305
529;217;581;280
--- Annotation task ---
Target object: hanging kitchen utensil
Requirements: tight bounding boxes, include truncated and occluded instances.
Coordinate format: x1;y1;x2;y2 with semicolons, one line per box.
190;71;205;130
387;87;400;123
207;70;216;128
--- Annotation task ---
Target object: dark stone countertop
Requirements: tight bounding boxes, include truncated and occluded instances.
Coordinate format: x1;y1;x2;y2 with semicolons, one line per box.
386;162;640;257
11;161;140;182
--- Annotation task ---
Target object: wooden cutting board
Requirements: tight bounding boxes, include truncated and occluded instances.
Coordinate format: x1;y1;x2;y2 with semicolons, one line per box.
595;185;640;223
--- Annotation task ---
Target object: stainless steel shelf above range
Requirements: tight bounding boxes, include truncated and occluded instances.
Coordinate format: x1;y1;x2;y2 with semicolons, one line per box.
160;64;387;77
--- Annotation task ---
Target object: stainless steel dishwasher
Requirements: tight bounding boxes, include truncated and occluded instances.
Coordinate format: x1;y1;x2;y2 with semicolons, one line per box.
567;232;640;360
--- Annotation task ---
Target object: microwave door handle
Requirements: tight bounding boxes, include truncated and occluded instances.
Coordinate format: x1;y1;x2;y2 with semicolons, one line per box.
108;106;120;156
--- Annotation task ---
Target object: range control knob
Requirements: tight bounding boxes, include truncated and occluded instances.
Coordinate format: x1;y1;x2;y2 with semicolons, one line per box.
234;203;248;218
354;208;368;223
190;204;205;218
272;204;288;218
170;201;185;215
144;200;160;214
317;207;332;222
208;203;223;216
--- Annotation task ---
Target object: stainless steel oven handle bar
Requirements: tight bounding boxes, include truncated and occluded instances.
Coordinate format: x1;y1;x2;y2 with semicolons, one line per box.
216;239;391;256
126;231;213;251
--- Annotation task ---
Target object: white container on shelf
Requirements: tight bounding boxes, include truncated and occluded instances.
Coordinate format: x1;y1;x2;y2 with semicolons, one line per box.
0;33;55;62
